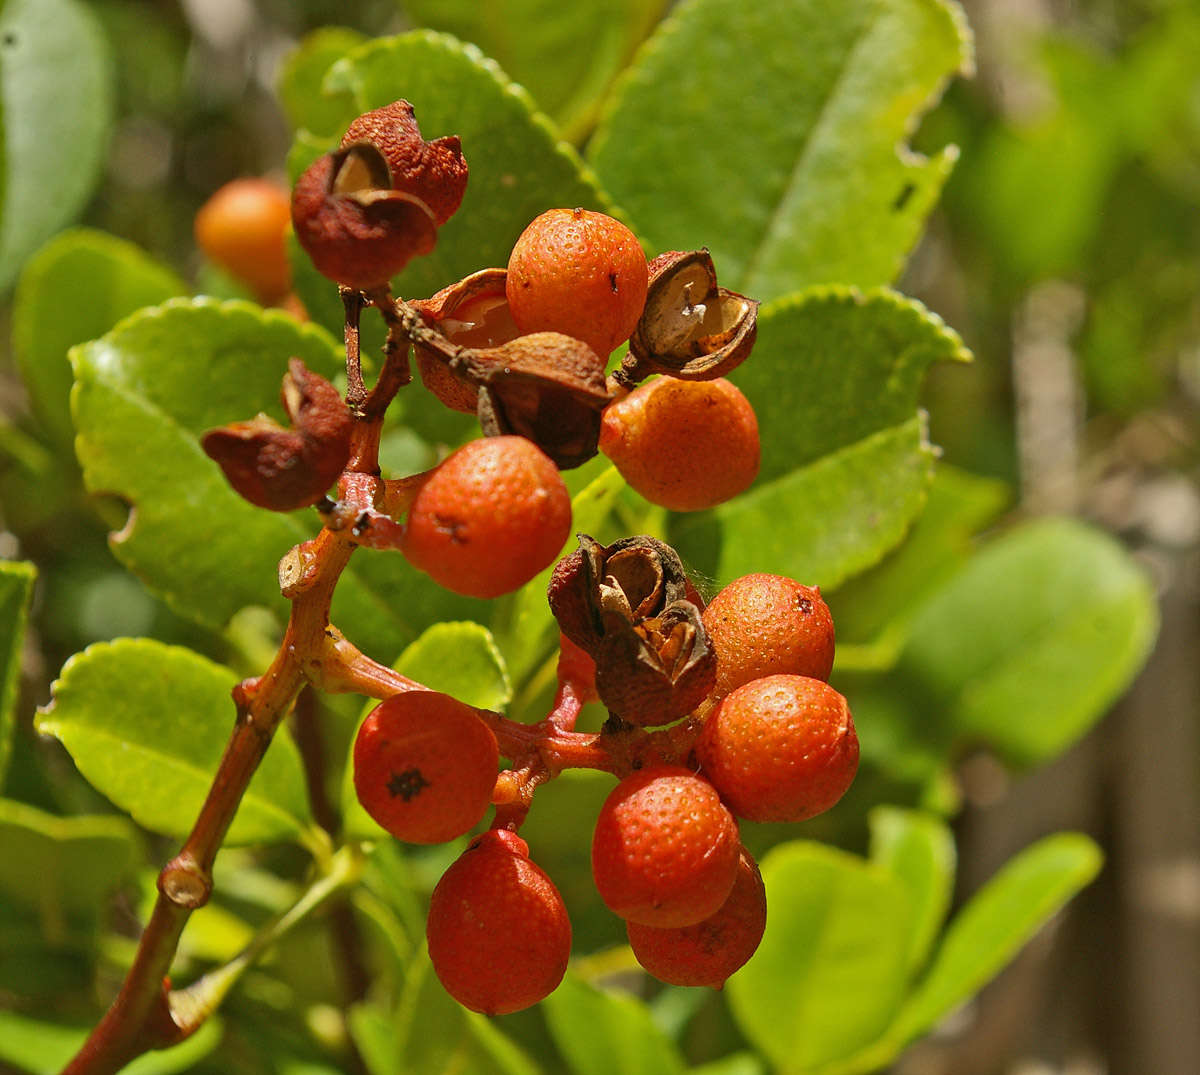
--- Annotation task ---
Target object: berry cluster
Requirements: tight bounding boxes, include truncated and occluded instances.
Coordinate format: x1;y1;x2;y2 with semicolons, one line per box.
198;101;859;1015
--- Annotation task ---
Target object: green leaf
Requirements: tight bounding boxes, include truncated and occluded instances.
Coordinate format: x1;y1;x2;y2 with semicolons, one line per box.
0;1010;222;1075
278;27;365;138
889;833;1102;1045
69;298;473;653
0;0;114;291
670;288;969;590
543;972;687;1075
0;559;35;784
743;289;971;486
400;0;670;141
898;517;1160;765
727;842;913;1073
868;807;956;973
588;0;972;300
37;638;312;845
12;228;186;449
321;31;609;302
340;621;511;841
0;798;138;923
671;415;936;591
829;465;1010;668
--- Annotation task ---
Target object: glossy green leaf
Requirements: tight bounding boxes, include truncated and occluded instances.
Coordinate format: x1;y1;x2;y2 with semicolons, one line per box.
37;638;312;845
0;1010;222;1075
830;465;1010;668
543;972;687;1075
0;559;34;784
728;842;913;1072
742;289;971;485
898;517;1159;764
400;0;669;141
340;621;511;840
0;0;114;291
671;415;936;591
12;228;185;448
393;621;512;711
889;833;1102;1045
669;288;969;590
69;298;477;652
278;26;365;138
321;31;609;302
589;0;972;300
0;797;137;920
868;807;956;973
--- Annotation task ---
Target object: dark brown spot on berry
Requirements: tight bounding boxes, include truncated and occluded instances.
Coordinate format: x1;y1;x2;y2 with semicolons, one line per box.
387;768;430;801
797;597;813;614
609;272;619;293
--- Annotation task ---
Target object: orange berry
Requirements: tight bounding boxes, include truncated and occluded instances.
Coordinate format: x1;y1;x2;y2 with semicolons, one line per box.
427;829;572;1014
697;674;858;823
506;207;648;359
702;573;835;699
591;765;740;928
195;177;293;304
627;846;766;988
399;436;572;598
352;691;498;844
598;377;759;511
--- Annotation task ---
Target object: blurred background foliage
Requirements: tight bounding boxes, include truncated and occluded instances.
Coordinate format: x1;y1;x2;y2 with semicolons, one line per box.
0;1;1195;1074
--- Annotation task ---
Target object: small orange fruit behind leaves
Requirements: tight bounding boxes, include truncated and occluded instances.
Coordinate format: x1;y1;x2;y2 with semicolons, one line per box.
506;207;648;359
697;674;859;823
399;435;572;599
194;176;293;305
627;846;767;988
702;573;835;700
352;691;498;844
427;829;572;1015
599;376;760;511
591;764;740;928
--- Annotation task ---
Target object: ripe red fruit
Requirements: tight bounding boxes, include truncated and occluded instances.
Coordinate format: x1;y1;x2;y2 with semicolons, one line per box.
506;207;648;359
426;829;572;1015
701;573;835;699
399;435;572;598
598;376;760;511
627;846;767;988
697;674;859;823
591;765;740;928
194;177;292;304
352;691;498;844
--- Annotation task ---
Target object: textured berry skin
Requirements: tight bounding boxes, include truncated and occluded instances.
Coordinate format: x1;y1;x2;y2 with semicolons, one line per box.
697;674;858;823
427;829;572;1015
591;765;740;928
194;177;292;303
399;436;572;598
353;691;498;844
702;573;835;699
506;207;648;359
627;846;766;988
598;377;759;511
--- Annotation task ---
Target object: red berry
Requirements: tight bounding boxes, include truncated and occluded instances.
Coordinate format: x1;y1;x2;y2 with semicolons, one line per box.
697;674;858;823
399;436;572;598
591;765;740;928
194;177;293;304
353;691;498;844
506;208;648;359
426;829;572;1015
627;846;766;988
598;377;759;511
701;573;835;699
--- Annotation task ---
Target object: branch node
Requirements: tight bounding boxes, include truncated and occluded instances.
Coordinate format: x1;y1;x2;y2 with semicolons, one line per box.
159;857;212;910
